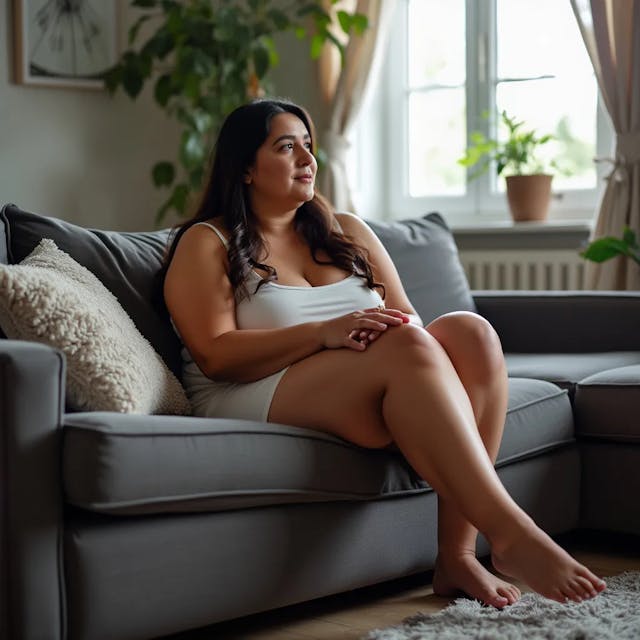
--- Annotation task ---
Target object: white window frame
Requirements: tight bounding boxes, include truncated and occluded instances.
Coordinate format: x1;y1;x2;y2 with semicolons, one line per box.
356;0;614;224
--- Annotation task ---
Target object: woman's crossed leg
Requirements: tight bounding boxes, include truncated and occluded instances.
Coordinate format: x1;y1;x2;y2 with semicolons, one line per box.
268;313;605;606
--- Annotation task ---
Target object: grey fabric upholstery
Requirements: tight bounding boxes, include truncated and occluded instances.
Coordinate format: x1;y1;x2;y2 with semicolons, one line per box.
580;443;640;535
1;203;639;640
498;378;573;464
574;365;640;441
475;291;640;353
64;449;579;640
0;214;7;264
366;214;476;324
505;353;640;392
0;341;66;640
0;203;181;377
62;378;572;517
575;366;640;535
63;416;428;515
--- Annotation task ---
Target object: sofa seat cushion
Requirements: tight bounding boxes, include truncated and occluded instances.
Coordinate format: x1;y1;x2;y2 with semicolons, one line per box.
63;414;429;515
63;377;573;516
574;364;640;443
497;378;574;466
505;352;640;391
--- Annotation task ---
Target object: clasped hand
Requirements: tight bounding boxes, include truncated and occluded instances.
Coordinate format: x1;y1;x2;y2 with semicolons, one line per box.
320;308;410;351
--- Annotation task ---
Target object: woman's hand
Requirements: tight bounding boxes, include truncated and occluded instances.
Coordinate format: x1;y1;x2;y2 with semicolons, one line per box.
349;308;411;348
320;308;410;351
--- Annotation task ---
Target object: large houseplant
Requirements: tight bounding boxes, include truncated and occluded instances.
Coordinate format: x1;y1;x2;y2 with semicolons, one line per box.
104;0;367;222
458;111;556;222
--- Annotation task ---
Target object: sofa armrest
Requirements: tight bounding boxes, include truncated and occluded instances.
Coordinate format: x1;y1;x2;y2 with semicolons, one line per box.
0;340;66;640
474;291;640;353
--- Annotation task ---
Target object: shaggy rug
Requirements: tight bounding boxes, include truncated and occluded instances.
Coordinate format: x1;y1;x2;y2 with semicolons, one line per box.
363;571;640;640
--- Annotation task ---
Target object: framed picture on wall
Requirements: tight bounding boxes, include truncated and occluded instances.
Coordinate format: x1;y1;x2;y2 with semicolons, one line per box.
13;0;118;89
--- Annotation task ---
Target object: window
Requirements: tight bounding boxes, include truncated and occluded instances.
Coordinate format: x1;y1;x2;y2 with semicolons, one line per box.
360;0;613;223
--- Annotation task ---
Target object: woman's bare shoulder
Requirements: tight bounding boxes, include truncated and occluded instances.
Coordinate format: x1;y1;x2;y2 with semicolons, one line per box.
168;219;230;276
334;212;377;243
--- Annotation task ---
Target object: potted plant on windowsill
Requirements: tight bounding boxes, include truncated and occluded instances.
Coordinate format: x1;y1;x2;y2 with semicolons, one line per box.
458;111;556;222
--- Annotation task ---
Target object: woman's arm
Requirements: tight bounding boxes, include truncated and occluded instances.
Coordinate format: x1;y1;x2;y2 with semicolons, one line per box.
164;225;404;383
336;213;423;327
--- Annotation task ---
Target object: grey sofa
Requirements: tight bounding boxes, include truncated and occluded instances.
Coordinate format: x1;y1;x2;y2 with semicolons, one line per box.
1;203;639;640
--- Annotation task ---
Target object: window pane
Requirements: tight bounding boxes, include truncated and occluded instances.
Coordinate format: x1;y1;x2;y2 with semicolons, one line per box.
409;89;466;197
496;77;597;191
408;0;465;87
497;0;593;79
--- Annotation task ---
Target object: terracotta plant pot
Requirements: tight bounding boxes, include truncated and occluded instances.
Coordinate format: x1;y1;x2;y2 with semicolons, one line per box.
505;174;553;222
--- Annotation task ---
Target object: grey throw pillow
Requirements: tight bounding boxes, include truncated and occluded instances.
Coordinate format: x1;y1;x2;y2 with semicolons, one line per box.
367;213;476;324
0;239;191;415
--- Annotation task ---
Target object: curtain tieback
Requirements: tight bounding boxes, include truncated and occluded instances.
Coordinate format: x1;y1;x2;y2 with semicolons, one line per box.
595;131;640;184
322;130;351;161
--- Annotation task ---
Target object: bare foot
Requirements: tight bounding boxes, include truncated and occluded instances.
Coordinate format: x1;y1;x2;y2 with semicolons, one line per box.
491;523;606;603
433;550;521;609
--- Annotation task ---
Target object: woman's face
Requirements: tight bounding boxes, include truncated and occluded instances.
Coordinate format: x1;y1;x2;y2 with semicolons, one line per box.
245;112;317;214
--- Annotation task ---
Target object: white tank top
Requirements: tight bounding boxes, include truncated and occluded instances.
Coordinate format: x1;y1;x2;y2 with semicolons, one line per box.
194;222;384;328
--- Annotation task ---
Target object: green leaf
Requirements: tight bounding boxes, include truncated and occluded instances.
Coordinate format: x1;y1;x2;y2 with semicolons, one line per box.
128;15;151;45
580;237;630;263
141;30;174;60
351;14;368;35
267;9;290;30
296;3;321;17
180;131;206;171
310;33;325;59
337;10;352;34
623;226;638;248
102;64;123;93
171;183;190;215
252;44;270;79
152;161;175;187
122;64;144;98
154;74;173;107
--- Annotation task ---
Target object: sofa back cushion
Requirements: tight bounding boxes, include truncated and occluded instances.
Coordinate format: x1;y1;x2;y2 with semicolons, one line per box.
366;213;476;324
0;205;474;375
0;204;182;377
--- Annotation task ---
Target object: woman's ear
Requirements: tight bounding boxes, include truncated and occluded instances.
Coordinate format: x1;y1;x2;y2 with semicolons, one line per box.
243;173;252;185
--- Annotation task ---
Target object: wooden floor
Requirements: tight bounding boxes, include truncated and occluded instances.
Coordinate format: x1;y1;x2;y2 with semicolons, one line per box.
167;531;640;640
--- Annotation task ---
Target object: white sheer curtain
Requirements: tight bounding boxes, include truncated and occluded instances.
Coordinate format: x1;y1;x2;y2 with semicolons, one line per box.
571;0;640;289
317;0;398;212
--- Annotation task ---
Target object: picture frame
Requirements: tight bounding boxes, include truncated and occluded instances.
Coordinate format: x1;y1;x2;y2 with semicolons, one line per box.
13;0;119;89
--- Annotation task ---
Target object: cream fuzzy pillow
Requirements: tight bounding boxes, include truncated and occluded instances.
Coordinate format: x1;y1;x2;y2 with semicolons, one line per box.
0;239;191;415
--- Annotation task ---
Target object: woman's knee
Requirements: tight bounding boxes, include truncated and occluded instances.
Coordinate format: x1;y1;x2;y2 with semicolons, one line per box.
428;312;504;370
374;322;444;367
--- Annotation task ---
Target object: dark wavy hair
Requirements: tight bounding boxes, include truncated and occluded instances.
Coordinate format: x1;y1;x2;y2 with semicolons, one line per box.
161;98;383;300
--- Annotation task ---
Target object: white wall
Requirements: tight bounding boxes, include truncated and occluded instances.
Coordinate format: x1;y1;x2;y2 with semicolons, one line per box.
0;3;183;230
0;2;329;231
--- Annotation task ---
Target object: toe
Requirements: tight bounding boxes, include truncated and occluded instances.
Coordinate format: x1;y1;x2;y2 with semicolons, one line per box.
489;594;509;609
574;576;597;598
496;587;514;605
577;567;606;592
561;585;582;603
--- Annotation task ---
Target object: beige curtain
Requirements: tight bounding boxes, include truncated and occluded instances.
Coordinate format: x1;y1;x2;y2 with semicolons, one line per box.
571;0;640;289
317;0;398;212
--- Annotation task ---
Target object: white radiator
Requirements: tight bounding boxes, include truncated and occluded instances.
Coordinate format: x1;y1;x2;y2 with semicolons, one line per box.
459;250;585;290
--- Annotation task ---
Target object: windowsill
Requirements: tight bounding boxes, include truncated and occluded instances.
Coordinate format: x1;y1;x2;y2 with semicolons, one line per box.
451;218;592;234
451;218;593;251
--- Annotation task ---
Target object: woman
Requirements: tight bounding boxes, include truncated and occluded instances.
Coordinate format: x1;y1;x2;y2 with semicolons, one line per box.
163;98;606;609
